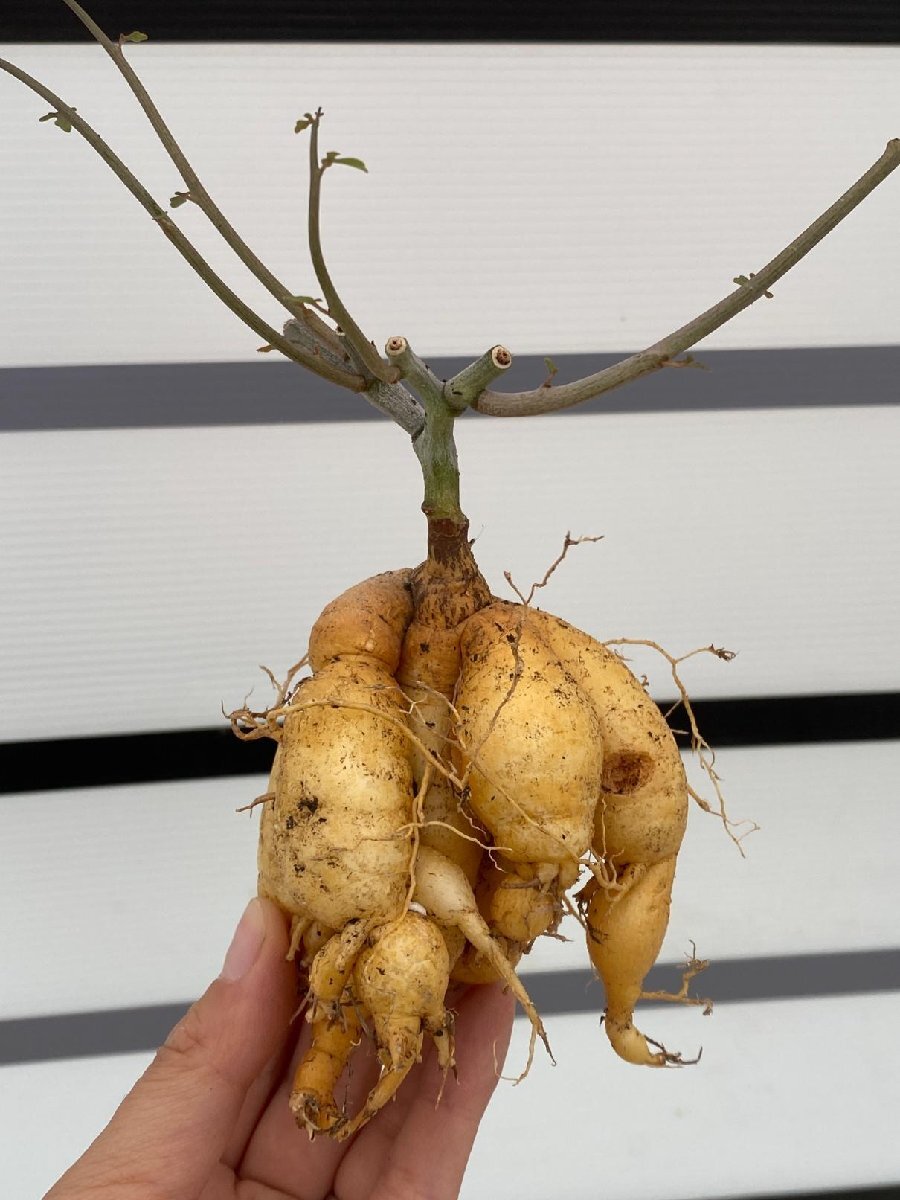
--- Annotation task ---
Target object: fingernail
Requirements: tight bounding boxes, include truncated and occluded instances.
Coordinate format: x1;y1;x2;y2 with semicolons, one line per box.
220;899;266;981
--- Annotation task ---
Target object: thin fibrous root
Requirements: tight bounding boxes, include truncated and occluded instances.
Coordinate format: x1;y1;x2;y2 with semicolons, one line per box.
398;763;431;920
644;1033;702;1068
640;942;714;1016
562;892;590;936
261;654;310;706
287;915;310;962
603;637;759;855
229;691;467;791
404;679;465;729
236;791;275;813
393;818;509;855
503;530;604;608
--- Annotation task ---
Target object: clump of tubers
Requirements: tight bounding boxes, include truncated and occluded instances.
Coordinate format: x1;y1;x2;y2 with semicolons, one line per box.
231;533;716;1138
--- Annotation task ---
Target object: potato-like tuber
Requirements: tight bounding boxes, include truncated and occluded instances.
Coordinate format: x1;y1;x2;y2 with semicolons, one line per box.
231;540;711;1136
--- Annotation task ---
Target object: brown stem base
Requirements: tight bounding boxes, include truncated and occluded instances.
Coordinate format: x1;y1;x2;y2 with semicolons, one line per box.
418;516;491;622
399;516;492;695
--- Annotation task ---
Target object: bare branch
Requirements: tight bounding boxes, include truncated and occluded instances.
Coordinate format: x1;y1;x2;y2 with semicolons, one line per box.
473;139;900;417
342;343;426;438
285;317;425;436
59;1;364;386
444;345;512;412
307;110;399;386
282;314;354;373
0;55;365;389
385;336;444;405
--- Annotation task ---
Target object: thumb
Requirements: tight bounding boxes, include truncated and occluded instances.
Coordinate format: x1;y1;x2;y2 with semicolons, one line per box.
48;897;296;1200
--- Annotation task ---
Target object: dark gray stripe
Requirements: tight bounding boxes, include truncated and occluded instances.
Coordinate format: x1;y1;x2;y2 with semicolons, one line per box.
527;947;900;1016
2;346;898;431
3;949;897;1066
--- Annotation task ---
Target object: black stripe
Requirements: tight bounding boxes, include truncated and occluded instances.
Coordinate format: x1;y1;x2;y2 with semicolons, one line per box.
2;949;897;1066
1;693;898;796
2;0;898;43
2;346;899;432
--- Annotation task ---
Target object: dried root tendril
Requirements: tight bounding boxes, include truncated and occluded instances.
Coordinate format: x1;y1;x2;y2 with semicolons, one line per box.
562;891;590;936
236;791;275;814
400;763;431;918
393;818;509;855
602;637;760;855
640;942;714;1016
503;530;604;608
228;690;467;792
642;1035;702;1068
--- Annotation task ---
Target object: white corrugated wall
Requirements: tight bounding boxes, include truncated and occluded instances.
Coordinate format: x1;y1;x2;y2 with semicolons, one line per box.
1;39;899;1200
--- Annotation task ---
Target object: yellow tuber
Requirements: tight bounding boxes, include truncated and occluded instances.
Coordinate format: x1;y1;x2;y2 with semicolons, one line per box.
231;539;712;1136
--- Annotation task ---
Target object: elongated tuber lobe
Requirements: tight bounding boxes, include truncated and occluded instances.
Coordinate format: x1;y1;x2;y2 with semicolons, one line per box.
524;607;688;866
455;604;603;872
260;659;415;931
522;606;690;1064
582;857;679;1066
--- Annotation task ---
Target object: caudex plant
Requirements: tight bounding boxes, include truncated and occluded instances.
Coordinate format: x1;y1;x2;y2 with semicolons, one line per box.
4;1;899;1140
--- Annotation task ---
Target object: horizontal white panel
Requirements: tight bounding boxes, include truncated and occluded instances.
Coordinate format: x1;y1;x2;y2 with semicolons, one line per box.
469;994;900;1200
3;995;899;1200
2;740;898;1020
0;1050;155;1199
1;405;899;741
1;44;899;367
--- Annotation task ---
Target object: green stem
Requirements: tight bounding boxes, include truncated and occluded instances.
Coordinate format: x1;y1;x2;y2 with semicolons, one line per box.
307;112;398;385
413;398;463;524
385;336;464;525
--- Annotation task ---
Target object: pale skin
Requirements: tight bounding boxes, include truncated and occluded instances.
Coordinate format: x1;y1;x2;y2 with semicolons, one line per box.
45;898;515;1200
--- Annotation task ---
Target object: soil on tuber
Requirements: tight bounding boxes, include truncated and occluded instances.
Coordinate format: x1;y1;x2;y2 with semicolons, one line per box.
230;523;718;1136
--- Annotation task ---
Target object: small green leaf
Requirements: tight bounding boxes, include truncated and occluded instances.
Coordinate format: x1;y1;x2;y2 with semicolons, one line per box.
679;354;709;370
322;150;340;167
169;191;191;208
662;353;709;371
294;118;312;133
257;343;275;353
334;156;368;173
121;31;148;43
543;356;558;376
289;295;325;305
39;109;75;132
734;272;773;298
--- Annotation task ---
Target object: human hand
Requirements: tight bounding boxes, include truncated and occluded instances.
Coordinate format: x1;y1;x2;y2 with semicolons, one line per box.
45;898;516;1200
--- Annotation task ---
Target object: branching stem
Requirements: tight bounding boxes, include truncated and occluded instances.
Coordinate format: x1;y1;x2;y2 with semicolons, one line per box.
385;336;444;405
0;54;366;387
58;1;365;388
473;138;900;416
444;345;511;412
307;111;399;386
386;336;463;523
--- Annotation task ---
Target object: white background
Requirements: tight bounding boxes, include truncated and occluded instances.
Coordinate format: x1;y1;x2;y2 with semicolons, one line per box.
1;39;899;1200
